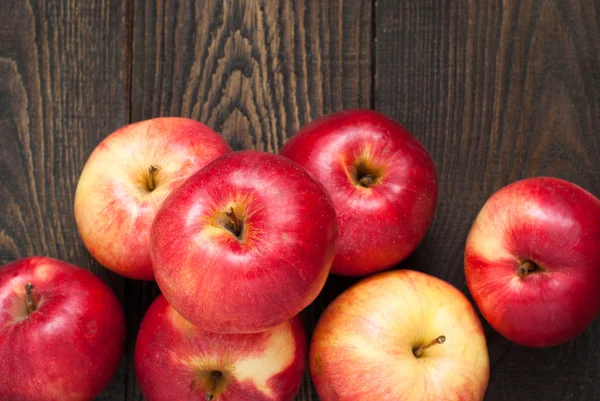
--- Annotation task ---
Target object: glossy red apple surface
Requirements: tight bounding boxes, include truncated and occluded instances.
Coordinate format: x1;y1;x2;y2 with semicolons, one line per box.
465;177;600;347
310;270;489;401
74;117;231;280
134;295;306;401
150;150;337;333
0;256;126;401
280;109;438;276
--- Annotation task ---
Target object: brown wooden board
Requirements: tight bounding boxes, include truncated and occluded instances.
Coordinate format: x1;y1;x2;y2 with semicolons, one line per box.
0;0;599;400
0;0;132;400
375;1;600;400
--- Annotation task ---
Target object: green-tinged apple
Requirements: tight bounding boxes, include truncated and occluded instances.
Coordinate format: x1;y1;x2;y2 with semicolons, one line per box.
74;117;231;280
280;109;438;276
465;177;600;347
134;295;306;401
150;150;338;333
0;256;126;401
310;270;489;401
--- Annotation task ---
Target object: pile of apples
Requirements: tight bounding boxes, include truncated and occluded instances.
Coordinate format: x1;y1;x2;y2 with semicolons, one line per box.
1;110;599;401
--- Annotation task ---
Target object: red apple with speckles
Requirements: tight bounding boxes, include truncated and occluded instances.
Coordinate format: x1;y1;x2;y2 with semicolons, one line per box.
134;295;306;401
280;109;438;276
465;177;600;347
150;150;337;333
310;270;489;401
0;256;126;401
74;117;231;280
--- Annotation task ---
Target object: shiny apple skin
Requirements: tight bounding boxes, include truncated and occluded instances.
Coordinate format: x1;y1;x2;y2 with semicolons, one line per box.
0;256;126;401
134;295;306;401
150;150;338;333
74;117;232;280
465;177;600;348
310;270;489;401
279;109;438;276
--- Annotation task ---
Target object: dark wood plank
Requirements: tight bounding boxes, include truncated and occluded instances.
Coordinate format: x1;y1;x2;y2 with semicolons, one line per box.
129;0;372;399
376;1;600;400
0;0;131;399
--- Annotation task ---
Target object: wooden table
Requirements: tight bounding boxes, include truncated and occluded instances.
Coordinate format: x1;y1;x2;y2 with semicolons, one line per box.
1;1;598;400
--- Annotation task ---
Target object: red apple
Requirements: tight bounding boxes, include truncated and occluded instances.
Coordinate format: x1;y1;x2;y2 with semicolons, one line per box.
74;117;231;280
0;256;126;400
150;150;337;333
310;270;489;401
134;295;306;401
279;109;438;276
465;177;600;347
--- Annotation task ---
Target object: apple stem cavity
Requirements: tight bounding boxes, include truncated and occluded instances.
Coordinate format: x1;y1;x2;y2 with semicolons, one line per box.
25;282;36;315
225;207;242;238
353;159;381;188
413;335;446;357
205;370;223;401
147;165;160;191
518;260;543;277
359;174;374;187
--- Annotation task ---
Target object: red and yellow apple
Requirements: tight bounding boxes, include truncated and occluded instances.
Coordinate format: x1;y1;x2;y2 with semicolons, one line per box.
74;117;231;280
465;177;600;347
280;109;438;276
150;150;337;333
310;270;489;401
0;256;126;401
134;295;306;401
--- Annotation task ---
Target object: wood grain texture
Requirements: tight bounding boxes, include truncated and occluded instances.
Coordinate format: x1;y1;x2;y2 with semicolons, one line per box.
2;0;600;399
376;1;600;400
0;0;131;399
129;0;372;399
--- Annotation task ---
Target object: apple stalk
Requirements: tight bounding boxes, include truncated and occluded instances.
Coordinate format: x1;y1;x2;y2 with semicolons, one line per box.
205;370;222;401
25;283;36;315
413;335;445;357
147;165;160;191
225;207;242;237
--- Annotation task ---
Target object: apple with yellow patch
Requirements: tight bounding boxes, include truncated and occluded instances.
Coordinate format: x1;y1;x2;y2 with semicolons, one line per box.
310;270;489;401
0;256;126;401
74;117;231;280
134;295;306;401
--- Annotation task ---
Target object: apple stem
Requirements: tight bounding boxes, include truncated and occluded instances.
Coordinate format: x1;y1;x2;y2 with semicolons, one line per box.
518;260;537;276
147;165;160;191
205;371;222;401
25;282;36;315
413;335;445;357
359;174;374;187
225;207;241;237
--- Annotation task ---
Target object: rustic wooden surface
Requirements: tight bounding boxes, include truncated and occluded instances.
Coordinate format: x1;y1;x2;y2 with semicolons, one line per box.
0;0;598;400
